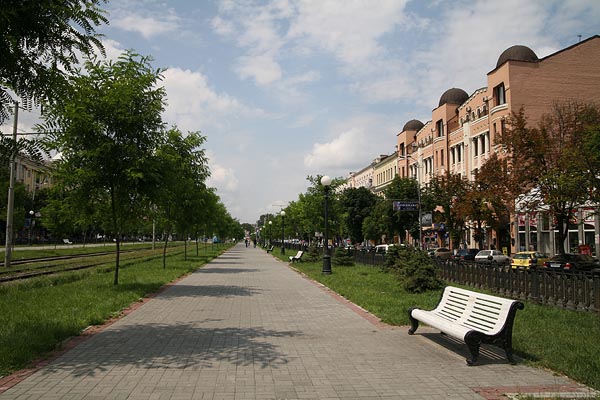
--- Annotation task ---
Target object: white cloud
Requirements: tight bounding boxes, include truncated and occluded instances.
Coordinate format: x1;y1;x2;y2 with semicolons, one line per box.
101;39;127;61
303;115;400;175
112;12;180;39
208;162;239;192
235;54;282;85
161;67;264;131
287;0;409;66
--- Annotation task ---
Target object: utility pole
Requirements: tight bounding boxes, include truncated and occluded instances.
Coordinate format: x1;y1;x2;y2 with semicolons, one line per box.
4;101;18;268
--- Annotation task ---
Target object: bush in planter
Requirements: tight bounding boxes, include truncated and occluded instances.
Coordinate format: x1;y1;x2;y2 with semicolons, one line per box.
333;247;354;266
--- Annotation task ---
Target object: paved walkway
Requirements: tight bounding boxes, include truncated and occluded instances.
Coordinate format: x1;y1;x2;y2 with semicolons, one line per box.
0;244;595;399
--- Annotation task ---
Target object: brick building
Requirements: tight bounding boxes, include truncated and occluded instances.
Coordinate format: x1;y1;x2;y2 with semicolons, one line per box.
349;35;600;254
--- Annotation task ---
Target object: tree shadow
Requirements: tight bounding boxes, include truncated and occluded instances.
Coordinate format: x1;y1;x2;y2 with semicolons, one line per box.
45;323;302;377
157;284;263;299
205;260;243;265
197;267;259;274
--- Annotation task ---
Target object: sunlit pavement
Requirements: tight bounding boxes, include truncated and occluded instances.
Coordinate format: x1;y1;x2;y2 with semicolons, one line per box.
0;242;595;399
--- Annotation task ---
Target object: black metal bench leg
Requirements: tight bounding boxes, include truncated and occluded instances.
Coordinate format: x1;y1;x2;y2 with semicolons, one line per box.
407;308;419;335
465;332;481;366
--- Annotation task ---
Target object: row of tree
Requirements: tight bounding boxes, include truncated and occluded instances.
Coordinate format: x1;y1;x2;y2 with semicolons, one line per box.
1;2;244;283
257;101;600;255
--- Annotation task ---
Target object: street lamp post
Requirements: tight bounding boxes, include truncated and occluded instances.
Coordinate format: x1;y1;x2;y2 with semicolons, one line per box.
280;210;286;255
28;210;34;246
268;220;272;247
321;175;332;274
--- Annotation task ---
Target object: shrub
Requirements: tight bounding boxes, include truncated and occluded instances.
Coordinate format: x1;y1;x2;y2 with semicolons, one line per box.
333;247;354;266
383;246;443;293
305;244;321;262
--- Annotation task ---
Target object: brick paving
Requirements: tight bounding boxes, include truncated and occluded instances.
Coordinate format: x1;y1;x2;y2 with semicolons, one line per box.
0;243;596;399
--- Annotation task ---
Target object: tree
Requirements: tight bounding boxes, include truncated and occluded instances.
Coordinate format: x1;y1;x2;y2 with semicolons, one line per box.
493;102;599;254
40;51;166;284
0;0;108;124
339;187;378;244
383;176;421;244
153;128;210;264
427;173;470;249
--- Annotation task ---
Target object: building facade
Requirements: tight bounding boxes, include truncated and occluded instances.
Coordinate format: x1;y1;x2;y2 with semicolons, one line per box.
348;35;600;255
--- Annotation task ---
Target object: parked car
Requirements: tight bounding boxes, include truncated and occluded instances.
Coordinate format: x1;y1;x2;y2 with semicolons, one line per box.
511;251;550;270
543;253;600;272
375;244;392;255
474;250;510;265
429;247;452;260
452;248;480;261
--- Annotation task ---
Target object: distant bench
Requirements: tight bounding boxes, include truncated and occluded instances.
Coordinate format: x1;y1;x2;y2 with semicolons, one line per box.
408;286;524;365
266;246;274;253
63;239;73;245
289;250;303;263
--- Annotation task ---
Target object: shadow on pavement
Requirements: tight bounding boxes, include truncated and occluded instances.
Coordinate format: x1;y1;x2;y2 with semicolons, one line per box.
420;332;513;366
159;284;263;298
198;267;260;274
45;323;303;377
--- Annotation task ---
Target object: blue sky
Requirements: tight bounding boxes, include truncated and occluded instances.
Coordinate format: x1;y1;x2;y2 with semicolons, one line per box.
3;0;600;223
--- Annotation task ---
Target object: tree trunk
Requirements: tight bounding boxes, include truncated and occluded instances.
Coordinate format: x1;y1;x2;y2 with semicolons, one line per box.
184;233;188;261
162;230;169;269
114;234;120;285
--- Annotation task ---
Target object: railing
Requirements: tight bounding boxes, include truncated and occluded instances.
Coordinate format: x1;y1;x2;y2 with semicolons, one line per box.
436;259;600;315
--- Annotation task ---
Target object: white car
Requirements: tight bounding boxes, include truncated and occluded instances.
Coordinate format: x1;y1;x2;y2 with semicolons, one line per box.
375;244;394;254
475;250;510;265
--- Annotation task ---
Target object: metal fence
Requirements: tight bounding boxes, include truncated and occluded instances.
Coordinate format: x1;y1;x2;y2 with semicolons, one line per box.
274;242;600;314
435;259;600;314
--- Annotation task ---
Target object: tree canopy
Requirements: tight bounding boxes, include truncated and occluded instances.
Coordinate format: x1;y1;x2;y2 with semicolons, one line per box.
0;0;108;123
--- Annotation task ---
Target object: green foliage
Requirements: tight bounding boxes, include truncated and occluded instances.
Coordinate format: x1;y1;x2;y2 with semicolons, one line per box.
332;247;354;266
39;51;166;283
339;187;378;244
305;243;321;262
0;244;229;377
294;260;600;390
383;246;443;293
0;0;109;124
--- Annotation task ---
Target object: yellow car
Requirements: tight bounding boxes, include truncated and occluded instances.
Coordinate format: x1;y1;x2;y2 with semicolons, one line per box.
511;251;550;270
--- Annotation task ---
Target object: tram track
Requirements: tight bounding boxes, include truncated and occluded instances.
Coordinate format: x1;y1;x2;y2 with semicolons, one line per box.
0;246;186;284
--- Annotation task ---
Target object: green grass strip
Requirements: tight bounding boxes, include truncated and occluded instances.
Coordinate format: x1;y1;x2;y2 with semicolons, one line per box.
0;243;232;377
279;255;600;391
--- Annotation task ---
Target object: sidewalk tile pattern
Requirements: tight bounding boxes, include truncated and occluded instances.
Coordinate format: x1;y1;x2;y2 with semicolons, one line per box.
0;244;594;399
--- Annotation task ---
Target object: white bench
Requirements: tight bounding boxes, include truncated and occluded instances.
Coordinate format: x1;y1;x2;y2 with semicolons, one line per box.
266;246;274;253
63;238;73;245
408;286;524;365
289;250;303;263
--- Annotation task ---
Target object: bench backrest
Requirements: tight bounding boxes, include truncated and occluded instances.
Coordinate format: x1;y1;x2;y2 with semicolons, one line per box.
432;286;519;336
294;251;303;258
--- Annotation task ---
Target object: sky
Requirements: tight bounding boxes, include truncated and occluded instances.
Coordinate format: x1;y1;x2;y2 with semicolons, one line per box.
3;0;600;224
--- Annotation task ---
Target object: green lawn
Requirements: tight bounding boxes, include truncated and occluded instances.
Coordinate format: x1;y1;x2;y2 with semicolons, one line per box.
275;252;600;391
0;243;231;377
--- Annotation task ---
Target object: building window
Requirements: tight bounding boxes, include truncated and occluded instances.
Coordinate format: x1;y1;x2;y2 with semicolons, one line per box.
494;83;506;105
436;119;444;137
441;149;444;166
474;138;479;156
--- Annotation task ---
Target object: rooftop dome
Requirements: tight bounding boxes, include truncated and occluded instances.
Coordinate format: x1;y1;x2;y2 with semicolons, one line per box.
496;45;538;68
438;88;469;107
402;119;424;132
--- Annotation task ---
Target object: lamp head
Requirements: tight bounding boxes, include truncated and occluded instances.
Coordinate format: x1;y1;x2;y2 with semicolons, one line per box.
269;221;272;225
280;210;286;217
321;175;332;186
